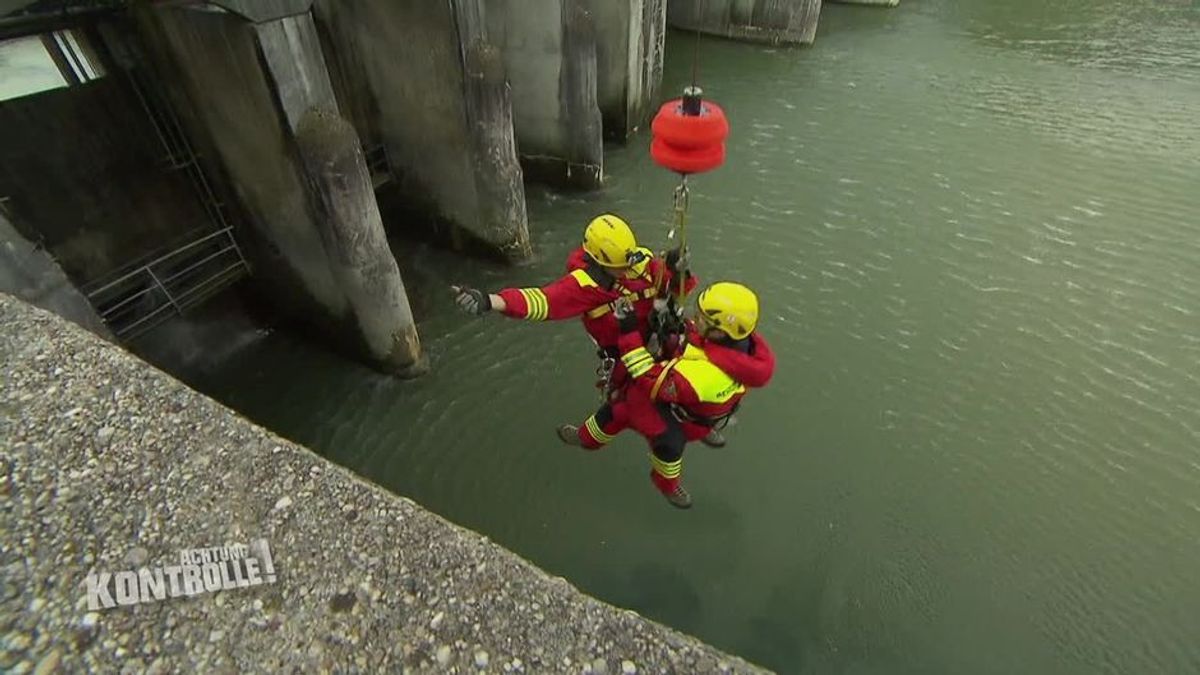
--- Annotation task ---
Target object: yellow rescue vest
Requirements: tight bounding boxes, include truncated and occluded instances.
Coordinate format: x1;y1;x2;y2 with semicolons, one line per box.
651;344;745;403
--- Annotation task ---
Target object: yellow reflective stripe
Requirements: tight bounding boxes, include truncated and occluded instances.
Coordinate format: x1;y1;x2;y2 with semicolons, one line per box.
584;416;614;444
649;358;680;399
649;454;682;478
622;347;654;377
627;360;654;378
517;289;533;318
519;288;548;320
621;347;652;368
586;304;610;319
570;269;598;288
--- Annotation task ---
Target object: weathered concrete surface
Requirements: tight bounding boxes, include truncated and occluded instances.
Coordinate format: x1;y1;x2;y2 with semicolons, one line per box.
0;294;769;674
140;4;347;321
0;212;111;340
827;0;897;5
314;0;532;260
253;12;340;134
487;0;604;188
295;109;424;376
138;4;427;375
667;0;822;45
587;0;668;139
209;0;313;23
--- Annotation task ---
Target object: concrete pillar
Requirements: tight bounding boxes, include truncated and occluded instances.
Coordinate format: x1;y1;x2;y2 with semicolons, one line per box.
295;110;423;375
487;0;604;189
312;0;532;260
463;40;530;261
0;210;112;340
586;0;668;139
561;0;604;186
667;0;822;45
138;2;426;375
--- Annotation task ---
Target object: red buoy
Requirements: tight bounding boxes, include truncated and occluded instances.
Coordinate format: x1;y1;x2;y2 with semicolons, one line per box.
650;87;729;175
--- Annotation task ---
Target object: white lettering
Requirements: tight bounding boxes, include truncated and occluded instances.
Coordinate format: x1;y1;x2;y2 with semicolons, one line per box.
114;571;139;606
218;560;237;590
230;558;248;588
85;573;115;610
182;565;203;595
165;566;183;597
201;563;222;592
137;568;166;602
244;558;262;585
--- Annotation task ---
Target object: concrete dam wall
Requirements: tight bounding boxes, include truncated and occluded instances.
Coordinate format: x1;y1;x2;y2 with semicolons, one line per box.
0;0;683;374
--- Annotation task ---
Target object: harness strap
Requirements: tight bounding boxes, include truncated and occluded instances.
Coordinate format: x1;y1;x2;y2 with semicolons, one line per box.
649;358;681;399
586;287;658;319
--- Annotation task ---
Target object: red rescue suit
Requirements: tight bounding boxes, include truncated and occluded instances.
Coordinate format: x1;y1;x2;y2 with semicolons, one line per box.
494;247;692;350
572;322;776;496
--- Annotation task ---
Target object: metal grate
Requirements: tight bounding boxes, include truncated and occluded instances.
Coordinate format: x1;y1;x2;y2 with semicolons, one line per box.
83;227;248;340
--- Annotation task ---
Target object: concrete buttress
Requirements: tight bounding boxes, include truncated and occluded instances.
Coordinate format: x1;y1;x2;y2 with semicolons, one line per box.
313;0;532;260
667;0;823;45
137;2;425;375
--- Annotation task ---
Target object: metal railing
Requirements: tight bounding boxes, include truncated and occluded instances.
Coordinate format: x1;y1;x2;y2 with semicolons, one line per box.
84;227;248;340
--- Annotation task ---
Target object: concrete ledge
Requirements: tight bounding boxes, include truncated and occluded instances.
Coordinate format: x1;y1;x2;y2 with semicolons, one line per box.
0;294;767;674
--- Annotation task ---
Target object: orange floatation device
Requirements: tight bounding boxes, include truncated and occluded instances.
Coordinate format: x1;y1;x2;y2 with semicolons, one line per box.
649;86;729;175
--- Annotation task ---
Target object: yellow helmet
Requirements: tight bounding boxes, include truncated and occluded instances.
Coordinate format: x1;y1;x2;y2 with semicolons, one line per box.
583;214;638;268
697;282;759;340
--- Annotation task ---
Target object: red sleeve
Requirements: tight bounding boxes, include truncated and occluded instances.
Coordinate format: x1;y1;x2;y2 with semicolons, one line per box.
496;272;611;321
649;258;699;298
703;334;775;388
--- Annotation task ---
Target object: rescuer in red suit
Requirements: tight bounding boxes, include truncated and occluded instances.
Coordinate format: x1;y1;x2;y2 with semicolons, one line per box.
452;213;694;394
556;282;775;508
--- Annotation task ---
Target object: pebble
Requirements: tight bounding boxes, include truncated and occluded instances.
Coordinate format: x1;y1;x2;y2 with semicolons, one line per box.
273;496;293;511
124;547;149;567
474;650;489;668
33;650;61;675
97;426;114;442
7;632;33;650
436;645;451;667
621;660;637;674
430;611;444;630
80;613;98;628
592;657;609;674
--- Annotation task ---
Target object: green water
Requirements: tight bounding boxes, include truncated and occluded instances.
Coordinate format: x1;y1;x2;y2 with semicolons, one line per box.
185;2;1200;672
